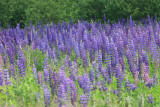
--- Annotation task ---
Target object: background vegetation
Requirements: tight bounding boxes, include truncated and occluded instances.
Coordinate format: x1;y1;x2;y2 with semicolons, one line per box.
0;0;160;28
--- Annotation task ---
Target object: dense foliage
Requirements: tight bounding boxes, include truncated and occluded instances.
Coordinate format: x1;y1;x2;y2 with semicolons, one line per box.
1;0;160;28
0;18;159;106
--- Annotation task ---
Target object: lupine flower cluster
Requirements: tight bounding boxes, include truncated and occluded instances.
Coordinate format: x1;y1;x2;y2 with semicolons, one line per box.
0;16;159;106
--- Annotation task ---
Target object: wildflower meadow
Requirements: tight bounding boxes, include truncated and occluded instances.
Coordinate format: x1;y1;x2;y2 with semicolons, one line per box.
0;18;160;107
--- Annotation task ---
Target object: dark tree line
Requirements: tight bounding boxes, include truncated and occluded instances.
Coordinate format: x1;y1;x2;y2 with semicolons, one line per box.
0;0;160;28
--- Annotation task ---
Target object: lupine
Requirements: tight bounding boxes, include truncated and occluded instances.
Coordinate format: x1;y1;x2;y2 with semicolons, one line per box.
44;85;51;107
80;94;87;107
143;63;150;83
70;79;77;105
50;72;60;95
89;69;95;83
69;65;77;81
3;69;11;85
59;66;66;84
148;94;153;103
0;17;160;106
10;64;15;78
101;67;112;84
58;84;66;107
145;79;154;88
17;46;26;77
32;64;38;83
74;41;80;58
44;54;49;84
97;50;102;71
0;72;3;86
0;54;4;71
37;71;43;86
78;74;90;100
6;43;15;65
126;83;137;91
115;64;124;92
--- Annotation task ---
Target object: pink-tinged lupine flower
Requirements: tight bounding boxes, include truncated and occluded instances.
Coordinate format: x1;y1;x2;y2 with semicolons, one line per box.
37;71;43;86
143;63;150;83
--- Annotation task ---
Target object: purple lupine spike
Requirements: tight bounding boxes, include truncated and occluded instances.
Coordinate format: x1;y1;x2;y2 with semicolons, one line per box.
126;47;138;81
17;46;26;77
64;55;72;67
52;48;57;65
3;69;11;85
138;56;142;79
10;64;15;78
43;54;49;84
97;50;102;71
40;41;46;53
153;74;157;85
125;80;130;92
89;69;95;83
92;61;100;80
105;36;110;55
145;79;155;89
78;74;90;100
65;78;72;97
119;57;125;70
69;65;77;81
32;64;38;83
118;36;125;57
148;94;153;103
149;40;159;63
126;83;137;91
37;71;43;86
0;54;4;70
111;89;120;95
80;94;87;107
142;50;149;69
47;46;53;60
74;41;80;58
0;72;3;86
97;80;107;91
58;84;66;107
83;74;90;98
0;44;7;66
70;80;77;106
59;67;66;84
44;85;51;107
143;63;150;83
6;43;15;65
92;61;97;69
126;48;133;73
0;43;5;57
114;47;119;66
115;65;124;91
48;65;53;84
82;49;88;68
80;41;88;68
101;67;112;84
50;71;60;95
